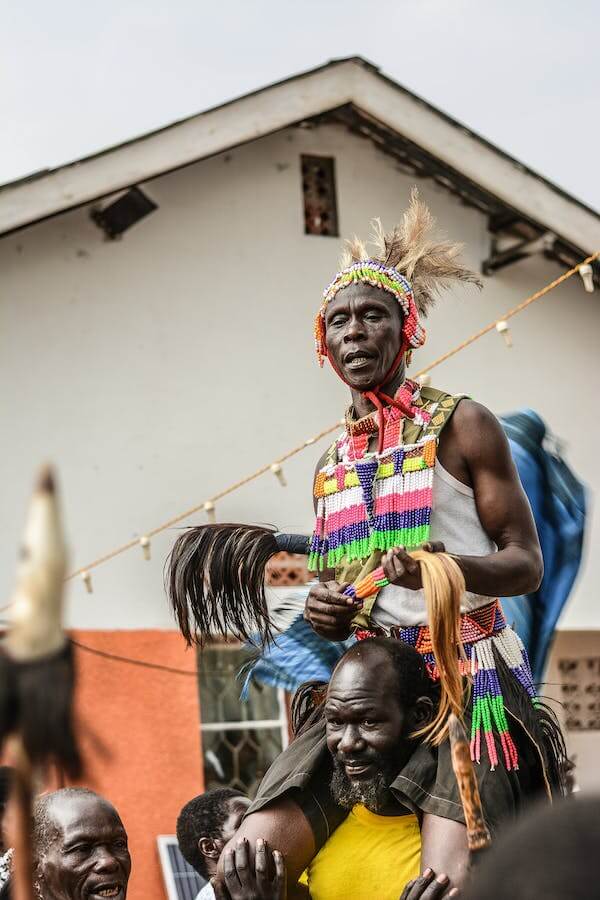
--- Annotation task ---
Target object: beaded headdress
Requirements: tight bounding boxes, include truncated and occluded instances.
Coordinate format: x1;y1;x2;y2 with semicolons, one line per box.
314;188;482;366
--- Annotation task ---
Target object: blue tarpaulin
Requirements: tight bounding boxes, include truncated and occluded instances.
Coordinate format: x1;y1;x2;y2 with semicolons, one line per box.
500;409;586;683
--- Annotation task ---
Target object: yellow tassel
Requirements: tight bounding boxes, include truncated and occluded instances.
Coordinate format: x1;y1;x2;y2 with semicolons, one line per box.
410;550;467;746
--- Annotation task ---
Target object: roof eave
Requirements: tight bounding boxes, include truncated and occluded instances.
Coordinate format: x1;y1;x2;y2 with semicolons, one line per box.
1;57;598;253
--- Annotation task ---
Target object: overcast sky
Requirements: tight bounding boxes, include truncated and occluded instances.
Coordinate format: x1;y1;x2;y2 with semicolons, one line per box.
3;0;599;210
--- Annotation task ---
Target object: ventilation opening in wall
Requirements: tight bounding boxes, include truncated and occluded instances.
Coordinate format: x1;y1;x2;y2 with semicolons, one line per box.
91;187;158;239
301;155;339;237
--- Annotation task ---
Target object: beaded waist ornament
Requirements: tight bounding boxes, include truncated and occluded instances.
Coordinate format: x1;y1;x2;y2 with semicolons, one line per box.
351;579;537;773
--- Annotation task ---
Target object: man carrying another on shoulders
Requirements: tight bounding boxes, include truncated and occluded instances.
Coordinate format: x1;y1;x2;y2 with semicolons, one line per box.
302;637;460;899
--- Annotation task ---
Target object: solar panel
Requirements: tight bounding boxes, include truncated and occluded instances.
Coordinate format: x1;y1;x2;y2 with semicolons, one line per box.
157;835;207;900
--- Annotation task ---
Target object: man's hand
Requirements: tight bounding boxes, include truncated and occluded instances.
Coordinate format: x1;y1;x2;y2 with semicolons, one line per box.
304;581;360;640
381;543;446;591
213;838;287;900
400;868;459;899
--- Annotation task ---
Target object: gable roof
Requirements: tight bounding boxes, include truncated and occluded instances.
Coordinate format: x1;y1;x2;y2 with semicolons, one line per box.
1;57;599;257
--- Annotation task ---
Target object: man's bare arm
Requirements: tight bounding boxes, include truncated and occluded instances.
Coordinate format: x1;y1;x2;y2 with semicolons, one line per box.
446;400;543;597
382;401;543;598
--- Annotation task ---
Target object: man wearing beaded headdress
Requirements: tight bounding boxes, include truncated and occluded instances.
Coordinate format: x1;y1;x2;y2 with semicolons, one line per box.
303;193;546;737
167;190;566;894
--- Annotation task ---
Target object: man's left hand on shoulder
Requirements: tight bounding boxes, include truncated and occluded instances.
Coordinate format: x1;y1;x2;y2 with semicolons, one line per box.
213;838;287;900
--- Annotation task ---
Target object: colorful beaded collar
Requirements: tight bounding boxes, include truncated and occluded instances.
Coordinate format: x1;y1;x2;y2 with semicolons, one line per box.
344;379;430;439
340;380;432;464
314;260;426;367
308;382;436;571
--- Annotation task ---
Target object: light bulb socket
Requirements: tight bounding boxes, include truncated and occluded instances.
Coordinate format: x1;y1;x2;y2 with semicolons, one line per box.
579;263;594;293
203;501;216;523
81;570;93;593
496;320;512;347
270;463;287;487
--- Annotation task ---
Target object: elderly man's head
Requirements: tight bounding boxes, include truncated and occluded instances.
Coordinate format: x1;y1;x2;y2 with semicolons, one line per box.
325;637;437;813
33;788;131;900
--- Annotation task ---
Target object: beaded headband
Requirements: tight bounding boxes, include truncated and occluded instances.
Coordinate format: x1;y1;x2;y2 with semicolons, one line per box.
314;260;426;367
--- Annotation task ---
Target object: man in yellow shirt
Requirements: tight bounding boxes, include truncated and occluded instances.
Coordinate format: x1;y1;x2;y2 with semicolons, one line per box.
303;638;460;900
211;638;461;899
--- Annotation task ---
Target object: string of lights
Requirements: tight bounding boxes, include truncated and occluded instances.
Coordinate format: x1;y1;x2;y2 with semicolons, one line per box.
63;251;597;593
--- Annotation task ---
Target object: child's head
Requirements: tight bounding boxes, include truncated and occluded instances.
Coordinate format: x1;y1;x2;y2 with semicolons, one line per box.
176;788;250;880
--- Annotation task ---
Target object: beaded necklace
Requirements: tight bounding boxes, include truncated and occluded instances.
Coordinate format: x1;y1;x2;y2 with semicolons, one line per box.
308;380;436;571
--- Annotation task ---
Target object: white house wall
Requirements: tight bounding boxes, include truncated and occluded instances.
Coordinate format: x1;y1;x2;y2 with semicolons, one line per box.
1;123;598;632
544;630;600;792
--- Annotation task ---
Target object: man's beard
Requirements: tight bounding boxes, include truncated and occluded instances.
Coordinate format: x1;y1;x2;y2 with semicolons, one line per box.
330;753;401;814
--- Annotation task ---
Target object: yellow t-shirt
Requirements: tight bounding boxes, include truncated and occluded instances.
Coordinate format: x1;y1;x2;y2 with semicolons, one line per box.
304;804;421;900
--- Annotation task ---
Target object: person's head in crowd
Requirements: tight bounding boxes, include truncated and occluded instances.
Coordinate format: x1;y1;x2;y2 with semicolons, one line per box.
324;637;438;813
177;789;251;882
33;788;131;900
462;796;600;900
0;767;14;899
0;768;14;856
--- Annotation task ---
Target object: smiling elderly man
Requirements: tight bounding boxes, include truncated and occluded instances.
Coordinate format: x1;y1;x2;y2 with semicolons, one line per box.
33;788;131;900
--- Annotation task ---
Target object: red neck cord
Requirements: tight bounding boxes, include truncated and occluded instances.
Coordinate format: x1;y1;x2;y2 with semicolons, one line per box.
330;342;414;454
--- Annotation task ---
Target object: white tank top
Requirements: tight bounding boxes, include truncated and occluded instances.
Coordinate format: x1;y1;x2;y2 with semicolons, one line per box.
370;459;497;628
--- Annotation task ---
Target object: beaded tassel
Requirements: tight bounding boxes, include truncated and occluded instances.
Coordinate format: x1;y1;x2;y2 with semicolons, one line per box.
353;598;538;773
343;565;389;600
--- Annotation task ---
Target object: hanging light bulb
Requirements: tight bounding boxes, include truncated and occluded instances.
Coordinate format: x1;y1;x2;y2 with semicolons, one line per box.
139;535;151;560
81;570;93;593
579;263;594;293
270;463;287;487
495;320;512;348
203;501;216;524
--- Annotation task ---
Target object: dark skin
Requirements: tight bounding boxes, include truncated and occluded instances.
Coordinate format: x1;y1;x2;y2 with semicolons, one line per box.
303;282;534;882
325;650;427;813
305;283;543;640
324;649;465;894
213;838;286;900
200;796;252;879
36;794;131;900
400;869;460;900
219;283;537;892
215;798;312;900
217;652;467;895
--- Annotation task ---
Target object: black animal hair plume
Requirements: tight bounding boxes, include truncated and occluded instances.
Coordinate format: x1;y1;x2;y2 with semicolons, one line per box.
166;524;285;646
